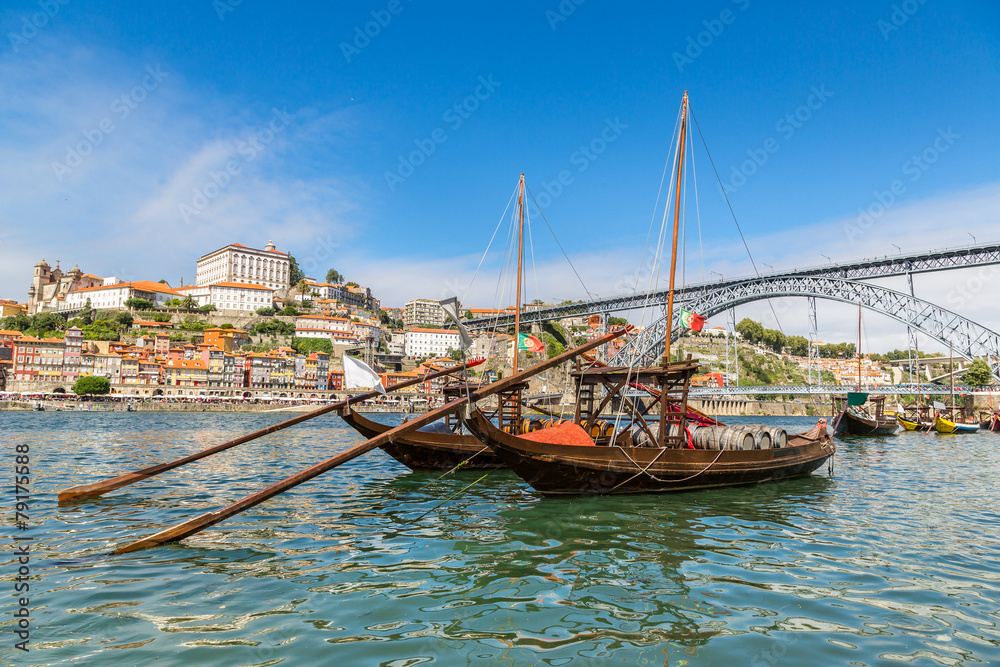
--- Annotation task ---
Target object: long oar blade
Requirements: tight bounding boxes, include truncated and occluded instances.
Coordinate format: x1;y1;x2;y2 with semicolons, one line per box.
59;359;483;503
111;397;470;554
110;329;629;554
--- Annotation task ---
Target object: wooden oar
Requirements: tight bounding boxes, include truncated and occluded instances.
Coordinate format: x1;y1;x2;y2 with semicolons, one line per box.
58;359;484;504
110;328;629;554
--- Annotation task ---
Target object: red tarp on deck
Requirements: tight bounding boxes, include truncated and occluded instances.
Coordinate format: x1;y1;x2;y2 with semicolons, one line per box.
518;422;596;447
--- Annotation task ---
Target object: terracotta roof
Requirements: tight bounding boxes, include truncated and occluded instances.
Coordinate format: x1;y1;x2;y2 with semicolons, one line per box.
0;330;23;336
70;280;183;296
212;281;275;290
165;359;208;370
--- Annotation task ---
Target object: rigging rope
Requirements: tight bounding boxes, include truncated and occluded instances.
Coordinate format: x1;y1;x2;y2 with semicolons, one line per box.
690;107;784;334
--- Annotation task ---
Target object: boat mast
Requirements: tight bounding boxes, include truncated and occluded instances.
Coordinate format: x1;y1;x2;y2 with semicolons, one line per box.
663;91;689;367
857;302;862;391
950;340;954;412
514;173;525;376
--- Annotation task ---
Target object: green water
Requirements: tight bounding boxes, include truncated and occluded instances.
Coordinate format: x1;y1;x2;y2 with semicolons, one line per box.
2;412;999;666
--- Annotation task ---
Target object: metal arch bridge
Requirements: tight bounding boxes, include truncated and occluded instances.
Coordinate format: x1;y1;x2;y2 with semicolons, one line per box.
463;241;1000;330
683;384;980;397
609;274;1000;381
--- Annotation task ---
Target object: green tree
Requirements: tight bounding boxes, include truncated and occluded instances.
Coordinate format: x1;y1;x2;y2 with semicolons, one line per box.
72;376;110;396
114;312;134;328
220;323;234;329
786;335;809;357
287;254;304;285
607;316;629;327
31;312;67;333
181;295;197;311
761;328;786;353
962;359;993;386
345;281;359;288
256;307;276;316
124;297;153;311
82;298;94;325
326;268;344;284
283;304;299;316
291;337;334;355
199;304;216;313
735;318;765;345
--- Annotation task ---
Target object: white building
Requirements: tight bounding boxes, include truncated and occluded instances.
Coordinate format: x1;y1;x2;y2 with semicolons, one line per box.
61;281;182;311
195;241;290;293
404;298;446;328
403;328;460;358
174;282;274;313
294;314;358;346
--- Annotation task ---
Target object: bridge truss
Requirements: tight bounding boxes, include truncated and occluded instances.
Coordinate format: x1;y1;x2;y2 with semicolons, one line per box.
610;275;1000;381
464;242;1000;330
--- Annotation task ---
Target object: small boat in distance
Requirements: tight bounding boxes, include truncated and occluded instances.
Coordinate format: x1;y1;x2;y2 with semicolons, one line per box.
833;394;898;435
934;413;981;434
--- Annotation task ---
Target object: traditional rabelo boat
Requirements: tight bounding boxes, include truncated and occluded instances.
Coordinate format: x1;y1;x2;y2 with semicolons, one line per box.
461;92;835;496
338;174;543;471
832;394;898;435
932;342;981;433
339;381;513;471
832;304;897;435
979;411;1000;432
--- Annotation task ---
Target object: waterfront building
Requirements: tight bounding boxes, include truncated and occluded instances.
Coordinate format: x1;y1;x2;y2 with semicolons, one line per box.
403;328;460;358
0;300;25;317
174;281;275;313
163;359;209;388
203;327;251;352
63;327;83;384
26;260;106;314
404;299;446;329
195;241;289;293
62;281;183;311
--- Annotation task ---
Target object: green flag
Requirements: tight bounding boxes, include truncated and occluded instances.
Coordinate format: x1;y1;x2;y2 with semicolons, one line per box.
847;392;868;407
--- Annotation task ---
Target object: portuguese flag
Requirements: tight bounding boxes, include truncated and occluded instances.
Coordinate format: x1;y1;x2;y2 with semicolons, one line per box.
517;333;545;353
679;309;706;332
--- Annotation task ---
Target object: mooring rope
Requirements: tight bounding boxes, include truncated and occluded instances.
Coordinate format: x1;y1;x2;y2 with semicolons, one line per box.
611;444;726;490
414;447;491;493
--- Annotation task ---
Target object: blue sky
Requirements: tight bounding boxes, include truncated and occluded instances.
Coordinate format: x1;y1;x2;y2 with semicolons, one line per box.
1;0;998;350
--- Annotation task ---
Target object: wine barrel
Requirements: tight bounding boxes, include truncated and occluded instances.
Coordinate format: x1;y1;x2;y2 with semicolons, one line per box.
747;424;772;449
691;425;726;450
719;425;756;450
763;426;787;448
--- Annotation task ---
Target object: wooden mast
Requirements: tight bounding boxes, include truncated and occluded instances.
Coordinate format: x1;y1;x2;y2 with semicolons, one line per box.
514;173;525;376
857;302;862;391
663;91;688;367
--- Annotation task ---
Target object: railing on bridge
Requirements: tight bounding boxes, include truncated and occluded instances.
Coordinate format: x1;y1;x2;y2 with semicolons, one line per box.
464;241;1000;330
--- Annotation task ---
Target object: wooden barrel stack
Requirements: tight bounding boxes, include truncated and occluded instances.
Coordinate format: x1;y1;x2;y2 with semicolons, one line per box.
691;424;787;450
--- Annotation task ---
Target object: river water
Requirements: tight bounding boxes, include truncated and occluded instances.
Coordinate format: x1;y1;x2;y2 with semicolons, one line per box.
3;411;999;666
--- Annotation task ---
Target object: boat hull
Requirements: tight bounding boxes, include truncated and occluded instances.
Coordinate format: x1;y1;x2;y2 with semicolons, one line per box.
934;415;981;434
897;415;931;432
339;409;505;471
834;409;897;435
464;412;835;495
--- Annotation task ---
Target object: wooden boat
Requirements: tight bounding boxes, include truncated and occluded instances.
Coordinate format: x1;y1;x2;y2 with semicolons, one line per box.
339;174;545;471
462;92;834;496
832;395;897;435
934;413;981;434
980;411;1000;432
896;413;931;431
463;363;835;495
339;408;505;470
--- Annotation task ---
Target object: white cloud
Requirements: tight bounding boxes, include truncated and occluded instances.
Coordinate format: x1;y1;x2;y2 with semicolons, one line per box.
0;35;360;297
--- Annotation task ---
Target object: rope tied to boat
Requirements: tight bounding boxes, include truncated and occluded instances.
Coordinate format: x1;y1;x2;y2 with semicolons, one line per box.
415;447;491;492
611;444;726;491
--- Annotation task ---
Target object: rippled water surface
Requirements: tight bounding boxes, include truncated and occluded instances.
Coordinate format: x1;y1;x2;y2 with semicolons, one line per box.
3;411;1000;666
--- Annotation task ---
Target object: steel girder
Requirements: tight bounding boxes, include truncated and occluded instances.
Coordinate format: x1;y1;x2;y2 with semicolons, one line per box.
464;243;1000;330
609;275;1000;381
685;385;977;397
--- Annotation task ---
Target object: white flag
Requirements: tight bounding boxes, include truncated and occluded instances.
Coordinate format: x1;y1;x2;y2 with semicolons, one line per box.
343;354;386;394
439;296;473;350
932;400;946;410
